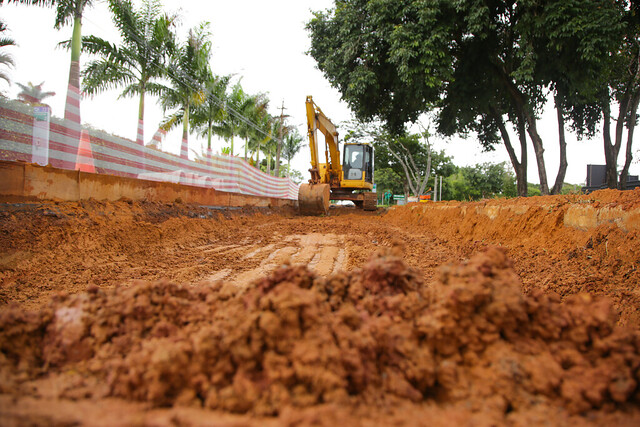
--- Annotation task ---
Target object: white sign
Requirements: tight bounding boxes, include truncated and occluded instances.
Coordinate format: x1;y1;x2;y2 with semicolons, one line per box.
32;106;50;166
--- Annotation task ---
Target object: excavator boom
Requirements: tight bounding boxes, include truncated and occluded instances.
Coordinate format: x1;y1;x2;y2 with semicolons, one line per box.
305;96;342;186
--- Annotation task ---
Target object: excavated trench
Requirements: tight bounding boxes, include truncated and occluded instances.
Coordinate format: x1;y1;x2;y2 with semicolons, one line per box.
1;189;639;425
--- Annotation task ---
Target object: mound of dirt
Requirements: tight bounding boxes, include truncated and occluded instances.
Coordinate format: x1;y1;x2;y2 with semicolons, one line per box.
1;246;638;423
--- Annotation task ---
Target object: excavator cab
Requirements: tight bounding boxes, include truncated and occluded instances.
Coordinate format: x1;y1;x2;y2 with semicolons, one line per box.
342;143;373;184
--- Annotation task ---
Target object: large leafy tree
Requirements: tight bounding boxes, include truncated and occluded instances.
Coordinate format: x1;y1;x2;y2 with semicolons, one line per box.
79;0;175;146
307;0;626;196
159;22;211;159
446;162;516;201
343;120;454;197
0;19;16;85
307;0;450;134
591;2;640;189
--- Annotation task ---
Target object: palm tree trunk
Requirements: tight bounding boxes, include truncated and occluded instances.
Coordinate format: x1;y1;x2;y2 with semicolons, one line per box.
230;134;234;156
267;147;272;174
256;142;261;168
137;89;146;171
65;16;83;158
180;104;189;159
244;140;248;161
136;89;145;146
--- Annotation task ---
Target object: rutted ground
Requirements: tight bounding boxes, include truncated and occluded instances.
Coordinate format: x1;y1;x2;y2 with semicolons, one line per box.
0;202;457;311
0;191;639;426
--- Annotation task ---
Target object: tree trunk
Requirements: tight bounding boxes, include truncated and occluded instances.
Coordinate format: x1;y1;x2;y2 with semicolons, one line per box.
496;65;547;194
65;16;83;159
275;141;282;177
230;134;234;157
604;89;632;188
389;148;418;196
620;91;640;189
551;95;568;195
136;83;145;146
275;137;283;177
603;102;623;189
180;104;189;159
267;147;272;174
490;105;527;197
417;147;432;195
516;116;528;197
275;102;285;177
524;112;550;195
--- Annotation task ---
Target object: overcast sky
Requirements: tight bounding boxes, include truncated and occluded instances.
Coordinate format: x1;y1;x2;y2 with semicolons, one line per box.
2;0;636;185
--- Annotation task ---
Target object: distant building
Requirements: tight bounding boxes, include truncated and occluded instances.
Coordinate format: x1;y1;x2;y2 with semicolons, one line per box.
582;164;640;193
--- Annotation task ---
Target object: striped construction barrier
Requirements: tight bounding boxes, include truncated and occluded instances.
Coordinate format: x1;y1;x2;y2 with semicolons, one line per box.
0;98;299;200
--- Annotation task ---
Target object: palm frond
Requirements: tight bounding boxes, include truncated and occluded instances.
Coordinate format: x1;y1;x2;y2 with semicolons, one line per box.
82;59;136;95
0;52;15;68
160;110;183;132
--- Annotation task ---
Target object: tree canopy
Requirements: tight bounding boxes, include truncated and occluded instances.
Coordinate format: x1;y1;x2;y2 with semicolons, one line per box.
307;0;634;194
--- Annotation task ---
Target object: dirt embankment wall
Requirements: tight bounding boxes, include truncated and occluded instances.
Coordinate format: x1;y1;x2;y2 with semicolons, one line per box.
385;190;640;326
0;161;296;208
387;190;640;250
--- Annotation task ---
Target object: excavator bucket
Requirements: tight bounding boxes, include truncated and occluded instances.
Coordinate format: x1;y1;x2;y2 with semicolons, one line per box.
298;183;331;215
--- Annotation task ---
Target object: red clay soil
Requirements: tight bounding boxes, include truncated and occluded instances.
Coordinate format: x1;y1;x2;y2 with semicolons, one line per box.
0;191;639;425
385;189;640;328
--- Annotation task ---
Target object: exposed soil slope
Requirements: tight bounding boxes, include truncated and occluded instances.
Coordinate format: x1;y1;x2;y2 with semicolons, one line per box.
0;191;639;425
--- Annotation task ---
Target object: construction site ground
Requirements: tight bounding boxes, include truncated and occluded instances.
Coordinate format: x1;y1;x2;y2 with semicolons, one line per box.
1;189;640;426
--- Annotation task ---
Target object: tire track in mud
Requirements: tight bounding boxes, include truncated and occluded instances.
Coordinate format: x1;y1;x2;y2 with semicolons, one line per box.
201;233;347;287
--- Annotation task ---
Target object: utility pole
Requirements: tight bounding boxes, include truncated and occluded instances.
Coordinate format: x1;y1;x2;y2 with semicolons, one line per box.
275;100;289;177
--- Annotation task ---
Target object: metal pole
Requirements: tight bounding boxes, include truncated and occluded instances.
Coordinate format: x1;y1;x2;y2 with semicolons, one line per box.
440;176;443;201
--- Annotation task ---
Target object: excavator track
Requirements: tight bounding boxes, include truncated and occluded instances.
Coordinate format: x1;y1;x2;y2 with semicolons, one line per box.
363;192;377;211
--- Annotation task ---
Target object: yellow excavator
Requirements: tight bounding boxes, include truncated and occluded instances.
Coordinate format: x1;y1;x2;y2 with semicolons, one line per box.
298;95;377;215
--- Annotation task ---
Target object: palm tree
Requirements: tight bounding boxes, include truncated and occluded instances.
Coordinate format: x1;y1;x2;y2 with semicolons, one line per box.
281;130;305;178
80;0;175;146
0;19;15;86
246;111;273;167
238;92;269;161
261;120;282;175
213;82;248;157
159;22;211;160
273;119;294;177
2;0;97;159
190;73;230;156
1;0;96;121
16;81;56;104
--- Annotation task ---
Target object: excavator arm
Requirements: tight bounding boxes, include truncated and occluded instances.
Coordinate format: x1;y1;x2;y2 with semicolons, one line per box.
305;96;342;186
